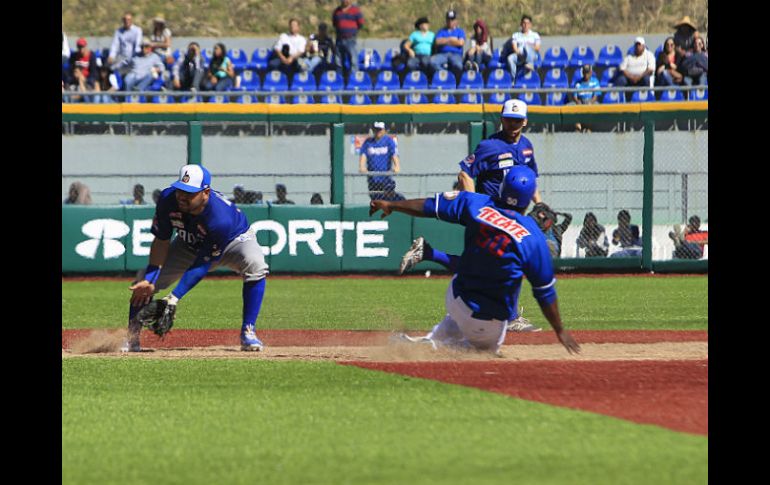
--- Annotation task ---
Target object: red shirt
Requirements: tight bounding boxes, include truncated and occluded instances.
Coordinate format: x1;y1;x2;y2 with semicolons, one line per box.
74;51;92;78
333;5;364;39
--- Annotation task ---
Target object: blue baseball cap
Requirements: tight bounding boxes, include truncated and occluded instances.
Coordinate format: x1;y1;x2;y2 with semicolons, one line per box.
172;164;211;193
499;165;537;208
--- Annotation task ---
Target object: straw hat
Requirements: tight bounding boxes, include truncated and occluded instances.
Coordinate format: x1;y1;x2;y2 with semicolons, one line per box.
673;16;697;29
153;14;166;24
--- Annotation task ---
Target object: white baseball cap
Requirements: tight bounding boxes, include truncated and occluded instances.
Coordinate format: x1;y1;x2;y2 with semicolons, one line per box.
372;121;386;131
634;36;646;45
501;99;527;119
172;164;211;193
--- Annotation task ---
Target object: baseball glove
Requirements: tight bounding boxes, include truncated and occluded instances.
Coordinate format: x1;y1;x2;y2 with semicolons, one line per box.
528;202;557;229
132;299;176;338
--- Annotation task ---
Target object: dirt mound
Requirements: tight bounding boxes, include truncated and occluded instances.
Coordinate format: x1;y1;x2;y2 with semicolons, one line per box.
68;329;128;354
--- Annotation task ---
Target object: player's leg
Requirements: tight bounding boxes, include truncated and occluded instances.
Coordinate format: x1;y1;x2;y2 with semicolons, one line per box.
214;229;270;351
445;285;506;354
399;236;460;274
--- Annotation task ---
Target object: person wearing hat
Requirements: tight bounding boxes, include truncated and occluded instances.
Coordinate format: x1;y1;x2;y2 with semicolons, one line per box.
272;184;295;204
107;12;143;76
613;36;656;97
359;122;402;201
122;36;166;91
570;64;601;132
124;164;270;352
68;38;100;99
672;15;701;57
430;10;466;80
149;14;174;65
404;17;435;74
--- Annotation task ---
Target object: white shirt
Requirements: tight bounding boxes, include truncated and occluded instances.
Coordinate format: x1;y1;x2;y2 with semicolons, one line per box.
274;33;307;57
62;32;70;59
512;30;541;50
619;49;656;76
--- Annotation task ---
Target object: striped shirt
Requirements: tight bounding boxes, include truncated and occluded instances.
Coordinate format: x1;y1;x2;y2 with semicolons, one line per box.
333;4;364;39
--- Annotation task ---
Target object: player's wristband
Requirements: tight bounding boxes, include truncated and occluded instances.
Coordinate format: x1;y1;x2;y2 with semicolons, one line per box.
144;265;161;285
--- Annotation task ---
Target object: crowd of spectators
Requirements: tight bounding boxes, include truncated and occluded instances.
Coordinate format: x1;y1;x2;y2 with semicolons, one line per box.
62;6;707;103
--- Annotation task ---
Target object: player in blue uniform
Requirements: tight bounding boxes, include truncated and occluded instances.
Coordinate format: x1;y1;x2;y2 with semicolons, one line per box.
359;121;402;200
370;166;580;355
123;164;269;352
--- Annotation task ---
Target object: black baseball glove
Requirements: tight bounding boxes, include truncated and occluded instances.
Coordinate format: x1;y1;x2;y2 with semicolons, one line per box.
528;202;557;229
132;298;177;338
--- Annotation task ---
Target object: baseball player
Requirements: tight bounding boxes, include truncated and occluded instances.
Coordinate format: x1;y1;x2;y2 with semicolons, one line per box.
370;165;581;355
123;164;269;352
359;121;402;201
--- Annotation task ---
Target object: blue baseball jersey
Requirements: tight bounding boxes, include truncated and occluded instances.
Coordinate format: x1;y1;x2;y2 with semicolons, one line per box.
152;187;250;265
435;27;466;55
459;132;538;197
423;191;557;321
361;135;398;187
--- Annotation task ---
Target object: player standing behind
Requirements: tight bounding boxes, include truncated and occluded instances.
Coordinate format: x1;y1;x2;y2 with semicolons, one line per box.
359;121;401;200
123;164;269;352
370;166;580;356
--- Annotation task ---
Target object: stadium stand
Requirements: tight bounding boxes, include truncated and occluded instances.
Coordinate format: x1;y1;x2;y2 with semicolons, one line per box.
292;94;315;104
543;68;569;88
486;68;513;89
432;92;456;104
382;47;406;72
262;70;289;92
542;46;569;69
265;94;286;104
346;70;373;91
515;69;541;89
348;94;372;105
319;70;344;91
568;46;595;68
600;67;617;87
403;70;429;90
291;71;317;91
377;93;401;104
375;70;400;90
460;92;481;104
430;70;457;90
660;89;685;102
319;94;342;104
601;91;624;104
631;90;655;102
249;47;272;71
596;45;623;68
405;92;428;104
239;69;261;90
689;88;708;101
458;70;483;90
228;48;249;72
518;91;542;105
357;48;382;72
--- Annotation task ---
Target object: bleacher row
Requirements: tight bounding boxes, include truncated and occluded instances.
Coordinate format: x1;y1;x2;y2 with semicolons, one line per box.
62;43;708;105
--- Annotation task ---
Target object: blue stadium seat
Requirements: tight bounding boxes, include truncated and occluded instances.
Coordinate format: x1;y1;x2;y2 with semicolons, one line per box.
514;69;540;89
569;46;595;68
375;70;400;90
125;94;147;103
382;48;406;72
201;48;213;65
262;70;289;92
319;70;344;91
348;94;372;105
485;68;513;89
402;70;429;90
630;90;654;102
601;91;624;104
249;48;272;71
487;47;504;70
660;89;685;102
291;71;317;91
149;77;165;91
357;48;382;72
405;92;428;104
265;94;286;104
541;46;569;69
239;69;261;90
171;49;181;62
626;45;636;55
179;95;203;103
151;94;175;104
228;49;249;71
597;45;623;68
542;68;568;88
532;51;543;69
208;94;229;104
235;94;258;104
654;44;664;59
487;92;509;104
688;88;708;101
458;70;483;90
545;92;567;106
377;93;401;104
432;93;456;104
292;94;315;104
518;91;542;105
346;70;373;91
113;71;125;90
430;70;457;89
460;93;482;104
600;67;618;87
319;94;342;104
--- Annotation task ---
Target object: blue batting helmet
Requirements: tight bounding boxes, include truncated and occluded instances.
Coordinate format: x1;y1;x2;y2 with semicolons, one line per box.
498;165;537;208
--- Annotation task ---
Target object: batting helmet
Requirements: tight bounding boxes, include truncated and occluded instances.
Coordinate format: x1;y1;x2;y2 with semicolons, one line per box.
499;165;537;209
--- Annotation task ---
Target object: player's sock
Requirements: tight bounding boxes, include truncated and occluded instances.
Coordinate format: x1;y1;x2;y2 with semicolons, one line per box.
128;304;142;321
424;244;460;273
242;278;266;330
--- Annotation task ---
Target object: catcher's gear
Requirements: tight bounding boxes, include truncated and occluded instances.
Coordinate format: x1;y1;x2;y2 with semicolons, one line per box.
528;202;557;231
132;298;177;338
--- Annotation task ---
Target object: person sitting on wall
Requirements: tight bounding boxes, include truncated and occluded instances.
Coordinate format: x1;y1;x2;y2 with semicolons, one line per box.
670;215;707;259
576;212;609;257
609;209;642;258
272;184;295;204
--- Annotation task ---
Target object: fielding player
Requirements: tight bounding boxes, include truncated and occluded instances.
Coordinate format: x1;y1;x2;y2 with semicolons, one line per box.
123;164;269;352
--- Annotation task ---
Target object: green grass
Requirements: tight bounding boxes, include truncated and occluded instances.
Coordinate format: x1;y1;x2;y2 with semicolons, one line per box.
62;359;707;485
62;276;707;330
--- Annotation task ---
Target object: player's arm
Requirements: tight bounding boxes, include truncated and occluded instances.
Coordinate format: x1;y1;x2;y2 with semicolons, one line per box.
129;237;170;306
457;171;475;192
391;154;401;174
370;198;427;218
358;153;368;173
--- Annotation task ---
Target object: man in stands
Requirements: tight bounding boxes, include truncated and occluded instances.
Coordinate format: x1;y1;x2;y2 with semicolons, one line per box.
269;18;307;77
107;12;143;77
332;0;365;77
613;37;655;99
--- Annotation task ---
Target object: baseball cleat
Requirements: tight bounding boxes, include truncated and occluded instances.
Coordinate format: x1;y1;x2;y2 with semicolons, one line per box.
120;341;142;352
399;237;425;274
240;325;264;351
506;306;542;332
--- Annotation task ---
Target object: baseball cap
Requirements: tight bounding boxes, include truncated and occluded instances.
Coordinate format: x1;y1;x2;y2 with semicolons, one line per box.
501;99;527;119
446;10;457;19
172;164;211;193
372;121;386;131
634;36;646;45
76;38;87;47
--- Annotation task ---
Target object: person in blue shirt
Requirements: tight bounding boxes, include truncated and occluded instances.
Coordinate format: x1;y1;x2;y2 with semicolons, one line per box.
124;164;270;352
359;121;402;200
570;64;601;132
370;166;581;356
404;17;435;74
430;10;466;80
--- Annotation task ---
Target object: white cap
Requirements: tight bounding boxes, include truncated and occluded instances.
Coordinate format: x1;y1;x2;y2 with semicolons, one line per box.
372;121;386;130
171;164;211;193
501;99;527;119
634;36;645;45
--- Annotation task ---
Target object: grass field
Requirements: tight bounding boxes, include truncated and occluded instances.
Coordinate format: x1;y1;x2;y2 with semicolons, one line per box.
62;275;708;331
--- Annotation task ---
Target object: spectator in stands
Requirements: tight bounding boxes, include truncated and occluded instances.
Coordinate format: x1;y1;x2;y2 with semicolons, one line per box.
152;189;162;205
172;42;205;91
310;193;324;204
610;209;642;258
359;121;402;201
269;18;307;77
332;0;365;76
64;182;92;205
231;185;247;204
570;64;600;132
463;19;492;73
272;184;295;205
576;212;609;257
122;37;165;91
670;215;708;259
655;37;684;86
679;36;707;87
107;12;143;76
404;17;435;74
504;14;541;80
613;37;655;98
251;191;264;204
672;16;701;58
202;42;236;92
149;14;173;66
430;10;466;81
302;23;336;77
530;205;572;258
93;65;120;103
68;38;100;101
122;184;147;205
62;31;70;65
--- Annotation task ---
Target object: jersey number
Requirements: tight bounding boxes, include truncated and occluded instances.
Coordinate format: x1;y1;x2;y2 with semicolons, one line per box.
474;225;511;258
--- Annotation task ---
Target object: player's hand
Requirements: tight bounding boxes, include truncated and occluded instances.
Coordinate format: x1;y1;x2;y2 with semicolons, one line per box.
369;200;392;218
129;280;156;306
555;329;581;355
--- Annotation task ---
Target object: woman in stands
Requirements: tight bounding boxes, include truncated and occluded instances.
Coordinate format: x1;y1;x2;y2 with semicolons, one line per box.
149;15;174;66
464;19;492;72
655;37;683;86
202;42;237;92
93;65;120;103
